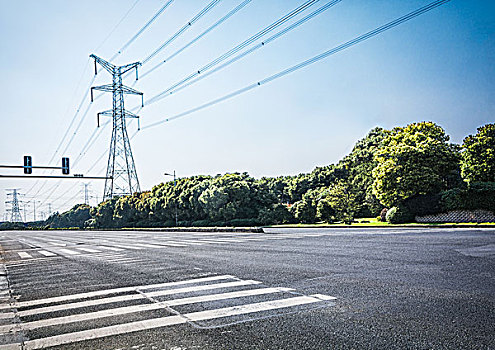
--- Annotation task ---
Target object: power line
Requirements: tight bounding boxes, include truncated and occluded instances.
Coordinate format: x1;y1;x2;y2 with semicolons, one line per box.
140;0;253;81
141;0;451;130
141;0;223;65
94;0;142;52
145;0;320;105
152;0;343;100
109;0;175;61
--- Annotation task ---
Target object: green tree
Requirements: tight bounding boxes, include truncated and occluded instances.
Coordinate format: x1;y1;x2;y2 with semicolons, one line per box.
461;123;495;183
47;204;91;229
372;122;461;207
338;127;389;217
326;181;357;224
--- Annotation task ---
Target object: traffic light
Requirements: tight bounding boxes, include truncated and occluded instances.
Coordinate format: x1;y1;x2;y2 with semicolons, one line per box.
24;156;32;174
62;157;70;175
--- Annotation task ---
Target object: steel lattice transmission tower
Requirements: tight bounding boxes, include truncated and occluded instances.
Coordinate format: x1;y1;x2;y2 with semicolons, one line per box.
6;189;23;222
90;55;144;201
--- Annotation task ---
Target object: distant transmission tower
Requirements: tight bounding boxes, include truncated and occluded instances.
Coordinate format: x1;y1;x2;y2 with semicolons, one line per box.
90;54;143;201
83;183;90;205
6;189;23;222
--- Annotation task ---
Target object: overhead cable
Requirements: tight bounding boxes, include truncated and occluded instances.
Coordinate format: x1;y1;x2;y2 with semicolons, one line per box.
140;0;253;79
141;0;222;65
141;0;451;130
110;0;175;61
145;0;321;105
159;0;343;99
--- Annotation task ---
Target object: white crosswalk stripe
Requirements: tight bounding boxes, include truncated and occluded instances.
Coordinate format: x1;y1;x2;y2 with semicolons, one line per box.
17;252;32;259
4;275;336;349
38;250;57;257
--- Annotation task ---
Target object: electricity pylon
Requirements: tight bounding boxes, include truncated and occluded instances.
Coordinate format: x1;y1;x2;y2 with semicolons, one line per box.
90;54;144;201
6;189;23;222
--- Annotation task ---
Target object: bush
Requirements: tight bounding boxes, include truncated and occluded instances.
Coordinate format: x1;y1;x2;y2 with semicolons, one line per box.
386;206;414;224
379;208;388;222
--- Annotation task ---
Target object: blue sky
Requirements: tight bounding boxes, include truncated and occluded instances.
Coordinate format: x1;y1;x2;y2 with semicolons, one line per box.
0;0;494;219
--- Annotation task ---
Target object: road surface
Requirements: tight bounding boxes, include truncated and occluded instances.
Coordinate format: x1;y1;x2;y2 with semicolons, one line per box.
0;227;493;349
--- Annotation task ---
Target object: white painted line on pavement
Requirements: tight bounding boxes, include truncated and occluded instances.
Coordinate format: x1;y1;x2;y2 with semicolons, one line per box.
98;246;124;251
77;248;101;253
23;295;328;349
38;251;57;257
48;242;66;246
14;275;235;308
145;280;261;298
18;252;32;259
58;249;80;255
7;287;295;332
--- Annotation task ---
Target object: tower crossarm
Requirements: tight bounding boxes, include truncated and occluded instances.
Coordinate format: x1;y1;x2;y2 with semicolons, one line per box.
119;62;141;75
123;110;140;119
90;54;115;75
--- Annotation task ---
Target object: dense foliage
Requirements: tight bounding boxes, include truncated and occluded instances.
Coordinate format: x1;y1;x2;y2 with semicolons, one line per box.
461;123;495;183
5;121;491;230
372;122;461;207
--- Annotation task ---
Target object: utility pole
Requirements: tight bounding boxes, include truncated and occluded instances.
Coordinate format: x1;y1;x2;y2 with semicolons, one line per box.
5;189;23;222
90;54;143;201
83;183;90;205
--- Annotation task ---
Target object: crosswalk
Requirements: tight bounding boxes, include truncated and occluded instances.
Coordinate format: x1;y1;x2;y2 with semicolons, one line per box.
0;274;336;349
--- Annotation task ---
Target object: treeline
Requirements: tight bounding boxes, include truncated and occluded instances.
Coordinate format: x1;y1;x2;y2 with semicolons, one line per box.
41;121;494;228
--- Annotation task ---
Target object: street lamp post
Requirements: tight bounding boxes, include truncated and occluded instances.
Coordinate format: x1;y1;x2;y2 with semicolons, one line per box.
164;171;178;227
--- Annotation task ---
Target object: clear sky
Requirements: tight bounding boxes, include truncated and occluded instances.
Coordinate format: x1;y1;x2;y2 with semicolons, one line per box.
0;0;494;219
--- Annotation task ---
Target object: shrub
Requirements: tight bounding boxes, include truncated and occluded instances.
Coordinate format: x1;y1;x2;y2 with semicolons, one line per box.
379;208;388;222
386;206;414;224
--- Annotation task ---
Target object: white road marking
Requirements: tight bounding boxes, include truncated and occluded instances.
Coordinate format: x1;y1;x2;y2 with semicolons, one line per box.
98;246;124;251
23;295;329;349
144;279;261;298
18;252;33;259
77;248;101;253
6;287;294;332
48;242;67;246
16;279;261;317
38;251;57;257
58;249;80;255
134;243;169;248
18;294;144;317
0;312;15;320
14;275;234;308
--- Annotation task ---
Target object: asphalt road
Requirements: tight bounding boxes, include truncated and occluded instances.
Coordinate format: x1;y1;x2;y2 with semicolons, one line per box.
0;227;493;349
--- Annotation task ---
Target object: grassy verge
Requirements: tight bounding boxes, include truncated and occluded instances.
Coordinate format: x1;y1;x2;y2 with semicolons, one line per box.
268;217;495;228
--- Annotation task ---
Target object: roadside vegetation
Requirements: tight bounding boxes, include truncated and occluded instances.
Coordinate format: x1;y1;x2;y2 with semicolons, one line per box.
2;122;494;230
